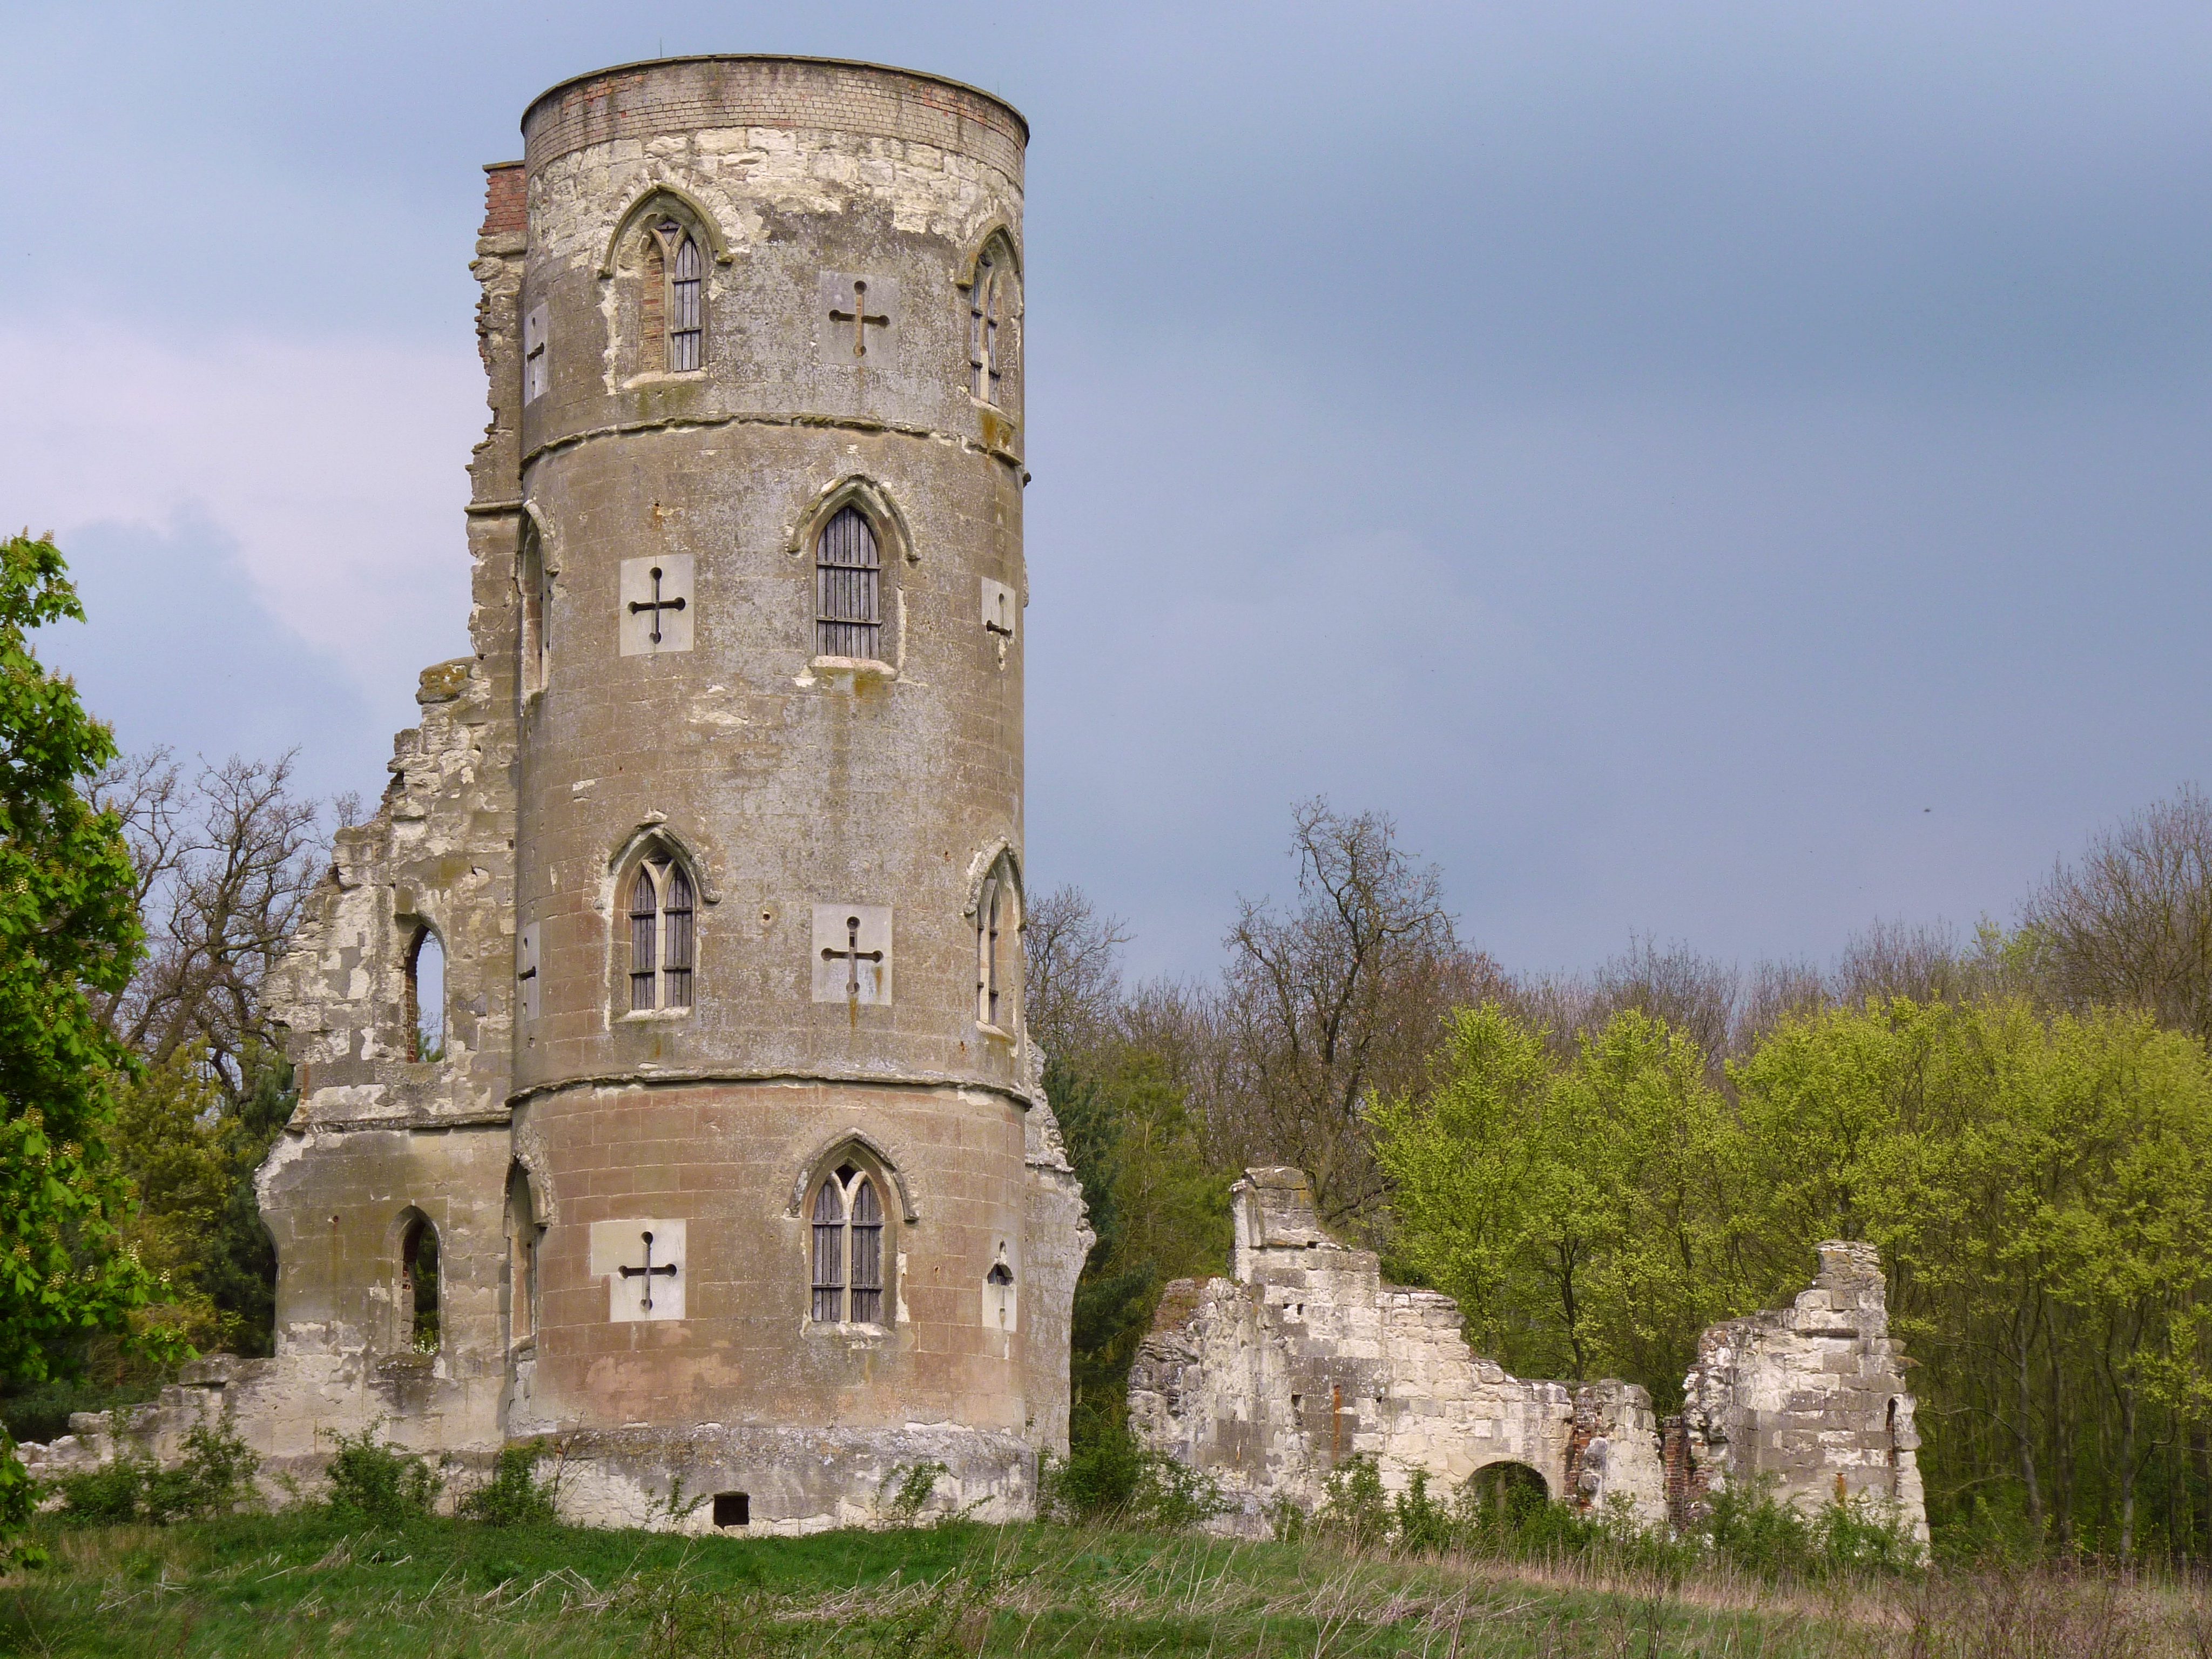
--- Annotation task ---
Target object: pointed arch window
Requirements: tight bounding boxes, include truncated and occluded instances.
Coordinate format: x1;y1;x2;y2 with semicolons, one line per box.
404;927;446;1061
400;1211;441;1353
810;1163;888;1324
640;218;704;374
625;852;696;1012
975;859;1022;1032
968;249;1008;403
815;506;882;662
518;517;550;699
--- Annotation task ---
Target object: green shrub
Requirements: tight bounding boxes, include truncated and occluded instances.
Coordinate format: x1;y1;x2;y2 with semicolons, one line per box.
1391;1468;1456;1555
54;1452;154;1525
882;1459;951;1525
1314;1454;1391;1549
323;1422;441;1523
1040;1417;1227;1529
455;1444;557;1528
53;1414;259;1526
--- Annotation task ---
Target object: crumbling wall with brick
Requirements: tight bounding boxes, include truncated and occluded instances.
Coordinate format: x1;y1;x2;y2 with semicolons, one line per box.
1667;1240;1929;1541
1128;1169;1666;1534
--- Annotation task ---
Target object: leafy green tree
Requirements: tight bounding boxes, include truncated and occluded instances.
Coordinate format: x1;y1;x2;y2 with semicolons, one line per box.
1051;1047;1230;1437
0;533;177;1560
1374;1003;1743;1391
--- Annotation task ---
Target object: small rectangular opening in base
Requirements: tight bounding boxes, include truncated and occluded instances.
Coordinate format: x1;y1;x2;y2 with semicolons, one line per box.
713;1492;750;1528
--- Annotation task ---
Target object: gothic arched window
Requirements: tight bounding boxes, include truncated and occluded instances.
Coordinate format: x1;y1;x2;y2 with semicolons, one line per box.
625;851;696;1013
404;927;445;1061
968;248;1008;404
518;516;550;699
810;1163;888;1325
815;505;882;662
399;1210;441;1353
640;218;704;374
975;858;1022;1032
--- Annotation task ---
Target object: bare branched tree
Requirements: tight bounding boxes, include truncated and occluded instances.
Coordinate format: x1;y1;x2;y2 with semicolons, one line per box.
1022;884;1131;1068
1217;799;1495;1233
90;748;327;1097
1585;935;1739;1062
1736;956;1829;1050
2023;785;2212;1044
1832;918;1970;1008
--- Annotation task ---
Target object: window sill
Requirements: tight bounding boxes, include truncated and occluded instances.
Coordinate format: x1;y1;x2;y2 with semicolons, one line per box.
805;1320;894;1340
622;368;708;389
619;1007;693;1023
976;1022;1015;1043
807;656;898;679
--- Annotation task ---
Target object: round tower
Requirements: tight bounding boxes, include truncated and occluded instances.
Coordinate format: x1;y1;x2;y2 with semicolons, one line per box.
501;56;1074;1528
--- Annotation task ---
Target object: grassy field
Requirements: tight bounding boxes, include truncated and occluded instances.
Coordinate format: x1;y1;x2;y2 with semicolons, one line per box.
2;1507;2204;1658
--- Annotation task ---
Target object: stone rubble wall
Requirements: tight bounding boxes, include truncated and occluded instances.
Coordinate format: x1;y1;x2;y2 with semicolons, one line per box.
1132;1168;1926;1543
1129;1168;1664;1535
1669;1240;1929;1541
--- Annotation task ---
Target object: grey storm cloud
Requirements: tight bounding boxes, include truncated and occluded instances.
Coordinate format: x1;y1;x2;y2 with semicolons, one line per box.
3;0;2207;979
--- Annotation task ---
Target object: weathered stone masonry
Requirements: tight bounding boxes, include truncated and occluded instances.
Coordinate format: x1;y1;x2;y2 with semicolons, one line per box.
21;55;1091;1535
1130;1169;1927;1541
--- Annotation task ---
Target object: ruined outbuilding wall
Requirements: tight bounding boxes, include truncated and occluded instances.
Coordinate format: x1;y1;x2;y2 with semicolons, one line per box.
1132;1169;1927;1544
1128;1169;1665;1534
1669;1241;1929;1541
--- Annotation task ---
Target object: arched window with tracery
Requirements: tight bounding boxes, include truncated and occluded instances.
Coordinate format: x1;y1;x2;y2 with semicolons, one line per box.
968;246;1011;404
625;850;696;1012
810;1162;888;1324
975;858;1021;1032
639;218;704;374
815;505;882;662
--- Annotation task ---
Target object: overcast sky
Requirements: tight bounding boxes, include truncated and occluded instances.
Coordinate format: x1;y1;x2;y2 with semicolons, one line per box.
3;2;2207;981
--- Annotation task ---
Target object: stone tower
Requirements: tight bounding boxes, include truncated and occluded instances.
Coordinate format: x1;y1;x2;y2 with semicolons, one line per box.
235;56;1088;1533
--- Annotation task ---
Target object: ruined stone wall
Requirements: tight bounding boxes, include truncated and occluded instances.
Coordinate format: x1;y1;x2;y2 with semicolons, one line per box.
1669;1241;1929;1541
1133;1169;1926;1545
1130;1170;1665;1534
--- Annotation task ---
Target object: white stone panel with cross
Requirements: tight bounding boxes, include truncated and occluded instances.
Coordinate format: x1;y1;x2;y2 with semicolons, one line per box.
816;272;901;368
619;556;693;655
588;1219;687;1321
812;905;892;1004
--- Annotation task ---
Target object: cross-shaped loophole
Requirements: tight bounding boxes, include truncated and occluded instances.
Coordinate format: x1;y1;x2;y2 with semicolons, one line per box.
828;280;889;359
617;1229;678;1311
628;565;687;644
820;913;885;999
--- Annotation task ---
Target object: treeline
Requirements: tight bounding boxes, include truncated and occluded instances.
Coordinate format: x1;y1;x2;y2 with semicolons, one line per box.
1034;791;2212;1562
1;737;330;1442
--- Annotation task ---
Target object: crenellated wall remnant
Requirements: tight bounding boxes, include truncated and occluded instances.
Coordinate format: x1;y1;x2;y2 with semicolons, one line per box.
1130;1168;1928;1542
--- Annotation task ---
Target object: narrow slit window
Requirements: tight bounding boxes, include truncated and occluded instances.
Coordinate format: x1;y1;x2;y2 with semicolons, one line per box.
975;861;1020;1031
849;1178;884;1323
406;928;445;1062
815;507;882;661
628;866;658;1011
669;233;702;371
640;237;666;373
518;521;549;698
401;1214;441;1353
663;865;694;1008
810;1181;845;1322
